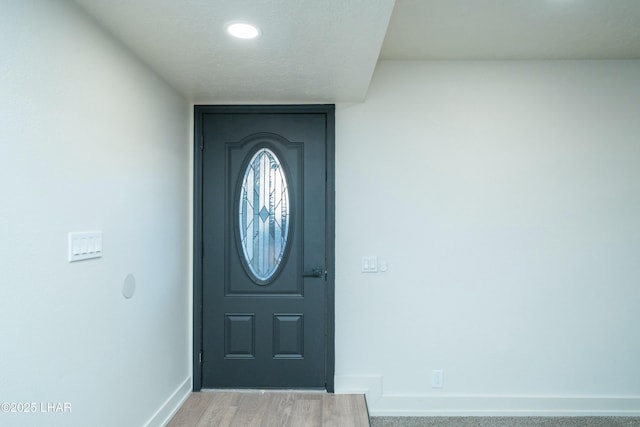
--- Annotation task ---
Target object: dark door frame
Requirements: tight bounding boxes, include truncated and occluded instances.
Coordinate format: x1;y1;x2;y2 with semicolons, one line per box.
192;104;335;392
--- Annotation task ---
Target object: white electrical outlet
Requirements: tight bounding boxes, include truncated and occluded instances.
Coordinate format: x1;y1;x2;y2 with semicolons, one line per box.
431;369;444;388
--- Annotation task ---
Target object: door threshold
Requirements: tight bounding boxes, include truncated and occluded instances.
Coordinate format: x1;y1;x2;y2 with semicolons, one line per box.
200;388;327;394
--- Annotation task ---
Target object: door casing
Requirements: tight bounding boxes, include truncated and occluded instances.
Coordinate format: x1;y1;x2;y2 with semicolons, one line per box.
192;104;335;391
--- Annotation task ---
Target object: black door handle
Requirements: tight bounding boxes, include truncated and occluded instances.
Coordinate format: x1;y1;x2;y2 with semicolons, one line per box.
303;267;324;278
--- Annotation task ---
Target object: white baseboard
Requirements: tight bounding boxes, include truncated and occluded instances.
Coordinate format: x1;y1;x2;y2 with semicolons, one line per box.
145;376;192;427
335;374;383;404
334;375;640;417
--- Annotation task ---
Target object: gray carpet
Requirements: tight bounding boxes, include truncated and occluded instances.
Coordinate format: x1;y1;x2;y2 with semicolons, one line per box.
370;417;640;427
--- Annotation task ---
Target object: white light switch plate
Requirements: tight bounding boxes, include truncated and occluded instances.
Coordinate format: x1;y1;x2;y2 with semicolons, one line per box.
68;231;102;262
361;256;378;273
432;369;444;388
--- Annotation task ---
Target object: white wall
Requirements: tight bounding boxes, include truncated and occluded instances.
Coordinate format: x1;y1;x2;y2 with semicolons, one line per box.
335;61;640;415
0;1;190;426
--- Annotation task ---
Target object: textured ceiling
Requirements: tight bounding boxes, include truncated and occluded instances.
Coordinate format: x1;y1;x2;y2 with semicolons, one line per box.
73;0;395;103
73;0;640;103
381;0;640;60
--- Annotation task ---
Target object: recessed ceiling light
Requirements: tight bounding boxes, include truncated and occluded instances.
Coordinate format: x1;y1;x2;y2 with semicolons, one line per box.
226;22;260;39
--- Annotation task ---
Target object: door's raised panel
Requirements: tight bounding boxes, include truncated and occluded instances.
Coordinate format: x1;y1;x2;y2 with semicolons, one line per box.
224;314;255;359
273;314;304;359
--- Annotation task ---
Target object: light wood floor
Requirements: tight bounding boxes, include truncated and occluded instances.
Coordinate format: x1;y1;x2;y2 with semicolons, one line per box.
167;391;370;427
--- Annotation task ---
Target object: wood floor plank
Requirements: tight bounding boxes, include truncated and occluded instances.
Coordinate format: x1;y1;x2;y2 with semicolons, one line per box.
167;392;211;427
228;392;272;427
347;394;370;427
258;393;296;427
322;394;369;427
287;398;323;427
167;391;369;427
196;393;239;427
322;394;350;427
197;405;237;427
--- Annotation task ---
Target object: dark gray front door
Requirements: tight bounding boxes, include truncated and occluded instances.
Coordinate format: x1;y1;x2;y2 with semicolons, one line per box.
197;106;334;389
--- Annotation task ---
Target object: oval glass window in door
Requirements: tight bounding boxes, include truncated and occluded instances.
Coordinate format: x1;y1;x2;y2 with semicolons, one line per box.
238;148;290;283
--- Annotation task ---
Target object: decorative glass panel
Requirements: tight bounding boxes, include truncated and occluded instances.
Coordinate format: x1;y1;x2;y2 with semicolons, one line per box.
238;148;290;283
